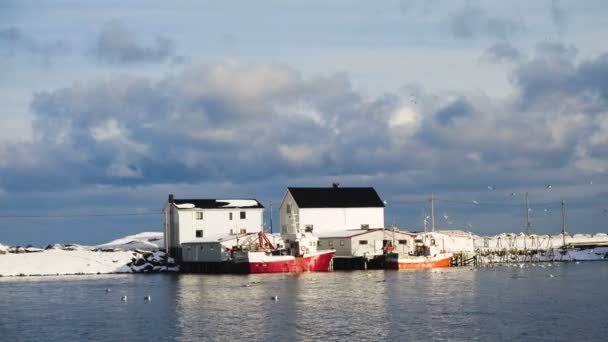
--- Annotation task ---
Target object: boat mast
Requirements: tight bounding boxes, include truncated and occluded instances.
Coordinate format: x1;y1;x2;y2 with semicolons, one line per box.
561;200;567;247
525;192;531;235
430;193;435;232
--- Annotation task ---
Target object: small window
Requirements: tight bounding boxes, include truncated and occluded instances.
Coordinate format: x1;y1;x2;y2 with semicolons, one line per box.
240;228;246;234
329;241;334;247
361;224;370;229
240;211;246;219
398;240;408;245
286;204;291;214
359;240;368;245
340;240;345;246
304;224;313;233
195;212;203;220
318;241;322;247
200;246;204;250
196;230;203;238
229;212;233;220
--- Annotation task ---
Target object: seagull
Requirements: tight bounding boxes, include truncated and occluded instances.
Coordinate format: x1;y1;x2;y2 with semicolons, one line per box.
145;295;151;301
443;214;449;220
487;185;495;191
509;192;516;197
549;274;555;278
271;296;279;301
544;208;548;213
545;184;552;189
121;296;127;301
472;200;479;205
105;288;112;293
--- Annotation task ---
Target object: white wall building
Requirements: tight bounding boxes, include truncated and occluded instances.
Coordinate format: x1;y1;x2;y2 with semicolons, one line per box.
279;185;385;239
162;194;264;259
317;228;415;257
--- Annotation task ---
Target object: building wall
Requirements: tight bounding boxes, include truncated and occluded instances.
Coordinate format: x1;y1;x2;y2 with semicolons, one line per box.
319;230;414;257
182;242;232;262
298;207;384;235
177;208;263;244
279;191;299;235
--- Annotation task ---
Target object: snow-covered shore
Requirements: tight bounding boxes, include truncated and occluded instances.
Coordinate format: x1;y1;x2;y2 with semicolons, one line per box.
0;232;178;277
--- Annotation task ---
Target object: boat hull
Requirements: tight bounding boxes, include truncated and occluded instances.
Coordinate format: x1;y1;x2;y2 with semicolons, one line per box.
386;253;453;270
236;250;335;274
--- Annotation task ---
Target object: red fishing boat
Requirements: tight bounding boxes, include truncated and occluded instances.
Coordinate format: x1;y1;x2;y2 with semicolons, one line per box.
232;231;335;273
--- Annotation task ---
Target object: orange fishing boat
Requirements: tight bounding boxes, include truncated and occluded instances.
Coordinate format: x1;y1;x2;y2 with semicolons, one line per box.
385;238;452;269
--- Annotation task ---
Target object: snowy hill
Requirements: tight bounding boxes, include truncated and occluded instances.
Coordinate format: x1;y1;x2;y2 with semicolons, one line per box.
96;232;164;250
0;232;177;277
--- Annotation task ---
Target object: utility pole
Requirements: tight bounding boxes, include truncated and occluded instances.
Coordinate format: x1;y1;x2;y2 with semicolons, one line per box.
430;193;435;232
525;192;531;235
561;200;567;247
269;200;273;234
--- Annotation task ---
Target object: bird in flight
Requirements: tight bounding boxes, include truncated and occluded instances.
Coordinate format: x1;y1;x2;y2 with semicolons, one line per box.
545;184;552;189
487;185;495;191
472;200;479;205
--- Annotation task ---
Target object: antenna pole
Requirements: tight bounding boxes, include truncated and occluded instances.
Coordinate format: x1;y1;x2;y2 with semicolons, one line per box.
525;192;531;235
269;200;273;234
430;193;435;232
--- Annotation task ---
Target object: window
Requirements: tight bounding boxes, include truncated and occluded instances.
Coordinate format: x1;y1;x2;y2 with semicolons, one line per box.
359;240;368;245
329;241;334;247
340;240;345;246
361;224;370;229
398;240;408;245
195;212;203;220
318;241;322;247
200;246;204;251
304;224;313;233
286;204;291;214
196;230;203;238
229;212;233;220
240;211;246;219
240;228;247;234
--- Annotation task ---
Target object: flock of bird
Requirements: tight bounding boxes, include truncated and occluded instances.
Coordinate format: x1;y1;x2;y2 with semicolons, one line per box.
105;288;151;302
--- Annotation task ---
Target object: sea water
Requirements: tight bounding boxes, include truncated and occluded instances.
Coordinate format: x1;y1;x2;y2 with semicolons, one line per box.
1;262;607;341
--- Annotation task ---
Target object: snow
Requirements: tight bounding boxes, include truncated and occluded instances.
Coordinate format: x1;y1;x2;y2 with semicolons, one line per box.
0;249;135;276
175;203;195;209
216;199;259;207
96;232;163;250
0;231;177;277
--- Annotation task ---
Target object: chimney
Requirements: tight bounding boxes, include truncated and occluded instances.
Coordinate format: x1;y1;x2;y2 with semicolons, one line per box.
332;182;340;189
168;194;174;203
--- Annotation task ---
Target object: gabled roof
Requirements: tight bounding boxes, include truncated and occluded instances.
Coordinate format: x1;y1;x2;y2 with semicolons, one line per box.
173;199;264;209
288;187;385;208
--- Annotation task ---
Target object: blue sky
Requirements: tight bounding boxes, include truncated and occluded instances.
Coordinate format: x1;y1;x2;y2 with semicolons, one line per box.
1;0;608;246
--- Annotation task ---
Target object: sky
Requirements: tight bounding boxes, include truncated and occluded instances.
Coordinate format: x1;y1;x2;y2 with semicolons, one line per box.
1;0;608;246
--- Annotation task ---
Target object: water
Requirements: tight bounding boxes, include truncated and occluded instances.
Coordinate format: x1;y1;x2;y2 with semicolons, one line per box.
1;263;607;341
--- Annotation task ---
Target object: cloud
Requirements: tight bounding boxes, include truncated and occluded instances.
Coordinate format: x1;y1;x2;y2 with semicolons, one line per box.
2;46;608;235
551;0;568;34
93;20;175;64
449;4;525;40
0;26;69;64
484;41;523;63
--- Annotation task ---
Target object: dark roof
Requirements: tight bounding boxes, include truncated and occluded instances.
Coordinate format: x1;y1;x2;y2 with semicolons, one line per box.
173;199;264;209
288;187;385;208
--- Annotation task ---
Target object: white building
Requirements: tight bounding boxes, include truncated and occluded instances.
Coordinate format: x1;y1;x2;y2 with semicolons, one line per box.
317;228;415;257
279;185;385;238
162;194;264;259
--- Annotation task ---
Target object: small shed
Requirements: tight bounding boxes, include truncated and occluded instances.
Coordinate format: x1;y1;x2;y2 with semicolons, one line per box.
317;228;415;257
